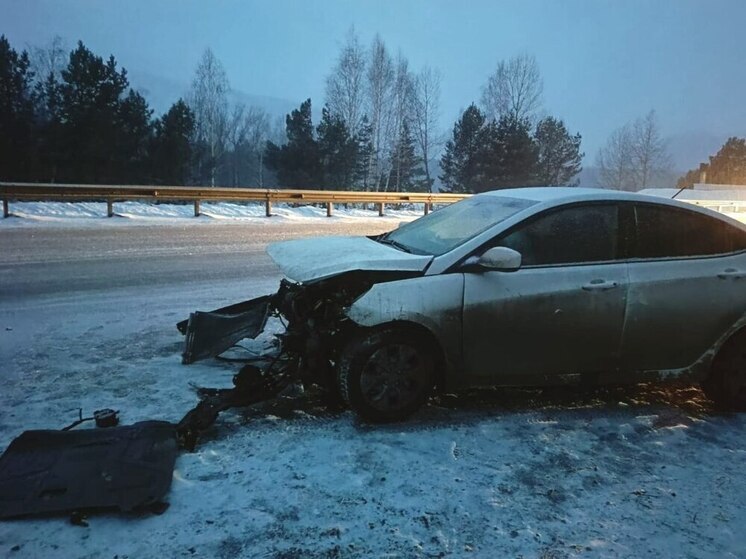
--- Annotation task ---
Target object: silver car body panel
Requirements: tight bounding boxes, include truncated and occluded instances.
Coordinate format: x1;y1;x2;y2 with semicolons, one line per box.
462;262;629;379
266;235;433;283
345;274;465;376
620;251;746;374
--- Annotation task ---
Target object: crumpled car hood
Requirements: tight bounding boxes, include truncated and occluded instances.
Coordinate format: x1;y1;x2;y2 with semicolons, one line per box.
266;235;433;283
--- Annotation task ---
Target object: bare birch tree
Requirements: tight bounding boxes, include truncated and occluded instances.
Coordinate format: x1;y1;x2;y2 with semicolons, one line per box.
225;103;249;186
630;110;671;188
597;125;634;190
388;53;415;192
29;35;67;82
597;110;671;190
365;35;395;190
325;27;366;135
244;106;271;186
189;48;229;186
411;66;442;192
481;53;543;123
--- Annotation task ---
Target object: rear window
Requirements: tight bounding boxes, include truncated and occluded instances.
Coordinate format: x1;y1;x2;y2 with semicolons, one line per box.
633;204;746;259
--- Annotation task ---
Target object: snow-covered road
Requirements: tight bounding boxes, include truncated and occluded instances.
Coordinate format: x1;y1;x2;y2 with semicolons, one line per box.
1;218;745;559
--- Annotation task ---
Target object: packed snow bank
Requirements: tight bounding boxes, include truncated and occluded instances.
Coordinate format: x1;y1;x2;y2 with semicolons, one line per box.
0;200;423;227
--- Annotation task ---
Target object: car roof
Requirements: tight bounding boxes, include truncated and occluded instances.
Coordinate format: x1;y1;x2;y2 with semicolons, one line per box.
481;186;659;203
478;186;746;231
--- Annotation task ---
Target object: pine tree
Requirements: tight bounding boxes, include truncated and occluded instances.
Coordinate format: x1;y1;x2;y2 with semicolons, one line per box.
34;73;64;181
354;116;374;189
677;164;707;189
475;115;538;191
439;104;486;193
533;116;583;186
265;99;322;188
150;99;195;185
0;36;36;180
706;137;745;186
317;106;358;190
52;41;153;183
389;121;425;191
116;89;152;182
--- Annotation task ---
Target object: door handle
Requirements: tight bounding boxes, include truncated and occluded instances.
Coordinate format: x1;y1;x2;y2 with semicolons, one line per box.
582;279;619;291
717;269;746;280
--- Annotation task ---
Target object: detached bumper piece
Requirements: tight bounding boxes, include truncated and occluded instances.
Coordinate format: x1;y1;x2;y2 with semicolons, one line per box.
178;295;271;364
176;364;291;451
0;421;177;520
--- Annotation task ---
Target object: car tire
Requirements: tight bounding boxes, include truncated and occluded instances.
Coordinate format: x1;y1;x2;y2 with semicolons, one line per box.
337;326;435;422
702;330;746;411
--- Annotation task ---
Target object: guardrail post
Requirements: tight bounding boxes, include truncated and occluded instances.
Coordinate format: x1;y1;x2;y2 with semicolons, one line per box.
265;198;272;217
2;199;8;218
194;200;201;217
424;203;429;216
106;200;114;218
326;202;333;217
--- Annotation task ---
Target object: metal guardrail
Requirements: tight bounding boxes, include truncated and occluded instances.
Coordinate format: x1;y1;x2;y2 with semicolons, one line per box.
2;182;744;220
0;182;470;218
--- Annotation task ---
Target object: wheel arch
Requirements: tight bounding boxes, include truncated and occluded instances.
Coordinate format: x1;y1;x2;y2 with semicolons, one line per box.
344;273;464;386
352;320;450;392
714;323;746;361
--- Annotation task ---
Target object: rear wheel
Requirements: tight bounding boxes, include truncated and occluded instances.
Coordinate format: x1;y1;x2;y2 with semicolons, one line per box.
337;326;435;422
702;330;746;411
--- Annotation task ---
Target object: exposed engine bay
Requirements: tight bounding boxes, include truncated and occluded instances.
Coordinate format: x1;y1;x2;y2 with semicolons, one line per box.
175;272;415;448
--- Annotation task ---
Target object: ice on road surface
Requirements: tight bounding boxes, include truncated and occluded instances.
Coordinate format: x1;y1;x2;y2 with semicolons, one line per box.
1;219;745;559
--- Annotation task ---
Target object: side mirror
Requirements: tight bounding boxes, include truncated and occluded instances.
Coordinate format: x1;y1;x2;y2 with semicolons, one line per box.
476;246;522;272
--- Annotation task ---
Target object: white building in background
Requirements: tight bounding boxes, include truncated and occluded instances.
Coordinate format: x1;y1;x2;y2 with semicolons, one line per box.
639;184;746;223
690;183;746;200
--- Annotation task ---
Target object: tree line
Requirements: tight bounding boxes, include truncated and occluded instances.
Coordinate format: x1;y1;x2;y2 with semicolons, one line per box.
1;36;193;185
10;30;720;192
274;36;585;192
678;137;746;188
0;35;278;187
0;32;589;192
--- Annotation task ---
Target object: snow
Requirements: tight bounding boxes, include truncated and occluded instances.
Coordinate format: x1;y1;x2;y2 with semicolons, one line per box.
0;200;423;228
1;221;746;558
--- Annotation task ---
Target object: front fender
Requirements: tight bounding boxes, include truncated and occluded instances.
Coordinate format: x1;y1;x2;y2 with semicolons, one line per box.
345;274;464;375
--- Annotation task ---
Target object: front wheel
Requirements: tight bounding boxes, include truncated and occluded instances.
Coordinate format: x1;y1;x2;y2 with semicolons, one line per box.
337;327;436;422
702;330;746;411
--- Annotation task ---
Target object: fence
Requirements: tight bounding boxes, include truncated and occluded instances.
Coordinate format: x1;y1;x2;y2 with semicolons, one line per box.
0;182;470;219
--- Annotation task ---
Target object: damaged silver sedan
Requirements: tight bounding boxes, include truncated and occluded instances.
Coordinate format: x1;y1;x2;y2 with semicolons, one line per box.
180;187;746;423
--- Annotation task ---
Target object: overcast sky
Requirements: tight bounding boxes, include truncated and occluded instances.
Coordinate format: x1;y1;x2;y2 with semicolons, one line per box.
3;0;746;169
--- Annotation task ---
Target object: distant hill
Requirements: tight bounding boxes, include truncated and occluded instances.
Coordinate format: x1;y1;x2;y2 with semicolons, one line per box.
127;69;299;119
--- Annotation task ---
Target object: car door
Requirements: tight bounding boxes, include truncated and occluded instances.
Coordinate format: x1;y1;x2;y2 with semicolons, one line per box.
620;203;746;372
461;203;629;382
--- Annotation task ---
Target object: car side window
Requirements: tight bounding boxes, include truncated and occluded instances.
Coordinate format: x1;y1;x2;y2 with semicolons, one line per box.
497;204;619;266
633;204;746;259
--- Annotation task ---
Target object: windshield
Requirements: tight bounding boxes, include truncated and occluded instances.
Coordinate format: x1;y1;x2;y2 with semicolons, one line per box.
381;195;536;256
